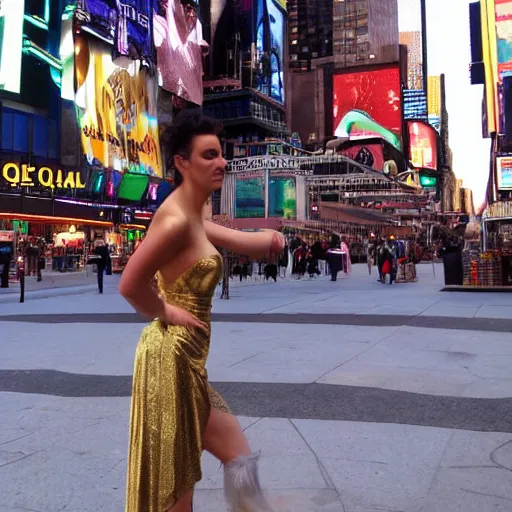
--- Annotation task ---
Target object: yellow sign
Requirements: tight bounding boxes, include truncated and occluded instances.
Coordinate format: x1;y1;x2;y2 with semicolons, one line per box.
1;163;86;189
75;37;163;177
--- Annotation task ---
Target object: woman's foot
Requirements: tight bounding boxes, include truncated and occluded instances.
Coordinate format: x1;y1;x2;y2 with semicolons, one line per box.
224;453;274;511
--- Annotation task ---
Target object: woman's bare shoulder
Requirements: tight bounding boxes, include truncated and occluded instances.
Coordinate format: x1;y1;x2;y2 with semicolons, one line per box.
149;201;190;237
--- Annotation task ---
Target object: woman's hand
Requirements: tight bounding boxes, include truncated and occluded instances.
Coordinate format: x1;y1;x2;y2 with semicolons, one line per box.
161;302;206;330
261;230;286;254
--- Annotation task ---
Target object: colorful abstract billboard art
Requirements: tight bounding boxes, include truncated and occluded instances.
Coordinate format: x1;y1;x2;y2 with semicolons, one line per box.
74;36;163;177
333;65;403;150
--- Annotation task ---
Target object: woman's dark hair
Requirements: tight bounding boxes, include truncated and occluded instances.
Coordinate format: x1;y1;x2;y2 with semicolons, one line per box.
169;109;223;187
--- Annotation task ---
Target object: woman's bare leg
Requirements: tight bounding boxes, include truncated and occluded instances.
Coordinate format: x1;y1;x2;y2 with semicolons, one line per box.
204;409;273;511
165;489;193;512
204;408;250;463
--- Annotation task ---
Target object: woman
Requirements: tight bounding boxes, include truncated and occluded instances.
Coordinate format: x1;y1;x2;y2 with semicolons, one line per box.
119;111;283;512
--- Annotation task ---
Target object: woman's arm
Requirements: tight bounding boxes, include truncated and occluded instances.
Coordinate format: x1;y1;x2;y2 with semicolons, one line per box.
204;220;284;258
118;214;204;328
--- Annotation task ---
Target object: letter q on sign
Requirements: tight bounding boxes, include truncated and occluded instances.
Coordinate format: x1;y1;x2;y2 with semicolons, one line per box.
2;163;20;187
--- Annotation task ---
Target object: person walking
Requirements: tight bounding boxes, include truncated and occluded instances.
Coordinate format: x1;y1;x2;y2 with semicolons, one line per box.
93;239;111;294
119;110;283;512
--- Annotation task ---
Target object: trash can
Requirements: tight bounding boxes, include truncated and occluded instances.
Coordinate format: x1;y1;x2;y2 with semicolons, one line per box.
442;249;463;286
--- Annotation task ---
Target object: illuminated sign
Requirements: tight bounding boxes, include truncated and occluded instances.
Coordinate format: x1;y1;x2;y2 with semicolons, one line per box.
75;38;163;177
419;174;437;188
407;121;438;170
333;65;403;150
496;155;512;189
229;156;313;174
0;0;25;93
1;163;86;189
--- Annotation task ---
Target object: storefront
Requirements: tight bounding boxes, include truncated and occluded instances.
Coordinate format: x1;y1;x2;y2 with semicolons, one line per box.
106;224;146;273
0;213;114;273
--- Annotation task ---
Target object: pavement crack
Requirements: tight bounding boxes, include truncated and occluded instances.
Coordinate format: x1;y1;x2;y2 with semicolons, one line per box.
288;419;346;512
259;300;300;314
70;421;101;435
0;432;33;446
490;440;512;472
460;487;512;502
242;417;264;433
228;351;265;368
313;327;400;384
0;450;42;469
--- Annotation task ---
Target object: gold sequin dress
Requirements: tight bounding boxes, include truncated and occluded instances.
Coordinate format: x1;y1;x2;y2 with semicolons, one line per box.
125;254;229;512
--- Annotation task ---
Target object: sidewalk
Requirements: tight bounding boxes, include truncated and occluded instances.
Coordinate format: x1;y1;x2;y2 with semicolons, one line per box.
0;271;98;303
1;266;512;511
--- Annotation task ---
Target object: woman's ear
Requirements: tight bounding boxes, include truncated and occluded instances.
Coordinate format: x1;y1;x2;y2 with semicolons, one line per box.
174;154;187;175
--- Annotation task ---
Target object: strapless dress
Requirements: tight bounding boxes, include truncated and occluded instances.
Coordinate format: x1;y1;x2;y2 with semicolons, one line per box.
125;254;229;511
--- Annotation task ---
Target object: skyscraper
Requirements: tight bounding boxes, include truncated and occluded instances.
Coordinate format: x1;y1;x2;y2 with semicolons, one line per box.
399;30;423;89
288;0;333;72
332;0;399;67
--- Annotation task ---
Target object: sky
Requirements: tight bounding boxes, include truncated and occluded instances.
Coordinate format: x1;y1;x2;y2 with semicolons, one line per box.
398;0;491;211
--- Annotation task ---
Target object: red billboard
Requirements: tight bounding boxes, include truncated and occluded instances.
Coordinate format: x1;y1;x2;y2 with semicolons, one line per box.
333;65;402;149
407;121;438;170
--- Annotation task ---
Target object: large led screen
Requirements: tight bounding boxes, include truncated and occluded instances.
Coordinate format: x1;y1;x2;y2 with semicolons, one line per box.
333;66;402;150
256;0;285;103
154;0;208;106
235;172;265;218
0;0;25;94
495;0;512;80
407;121;438;171
74;37;163;177
268;175;296;219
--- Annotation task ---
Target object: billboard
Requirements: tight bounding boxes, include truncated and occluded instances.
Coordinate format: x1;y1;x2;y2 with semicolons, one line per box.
235;171;265;218
268;175;296;218
116;0;153;64
495;0;512;79
77;0;117;44
407;121;438;171
338;143;385;171
154;0;208;106
0;0;25;94
333;66;402;150
74;37;163;177
256;0;285;103
496;156;512;189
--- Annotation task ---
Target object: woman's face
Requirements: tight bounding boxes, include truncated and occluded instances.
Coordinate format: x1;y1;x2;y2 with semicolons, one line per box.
176;134;227;192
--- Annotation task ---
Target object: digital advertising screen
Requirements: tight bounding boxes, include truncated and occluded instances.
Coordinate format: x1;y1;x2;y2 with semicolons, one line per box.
497;156;512;190
77;0;117;44
407;120;438;171
74;37;163;177
338;143;385;171
495;0;512;80
333;66;402;151
154;0;208;106
0;0;25;94
268;175;296;219
256;0;285;103
235;172;266;218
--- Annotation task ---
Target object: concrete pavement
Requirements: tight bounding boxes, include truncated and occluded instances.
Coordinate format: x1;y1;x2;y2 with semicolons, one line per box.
1;264;512;511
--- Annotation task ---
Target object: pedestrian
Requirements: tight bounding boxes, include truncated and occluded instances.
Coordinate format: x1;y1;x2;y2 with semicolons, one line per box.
25;238;39;277
119;110;283;512
93;239;110;294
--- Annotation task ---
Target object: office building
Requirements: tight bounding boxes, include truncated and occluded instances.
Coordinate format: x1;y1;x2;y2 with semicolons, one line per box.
332;0;399;67
288;0;333;72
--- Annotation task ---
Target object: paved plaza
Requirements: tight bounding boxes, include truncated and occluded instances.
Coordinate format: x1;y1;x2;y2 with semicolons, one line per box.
1;263;512;511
